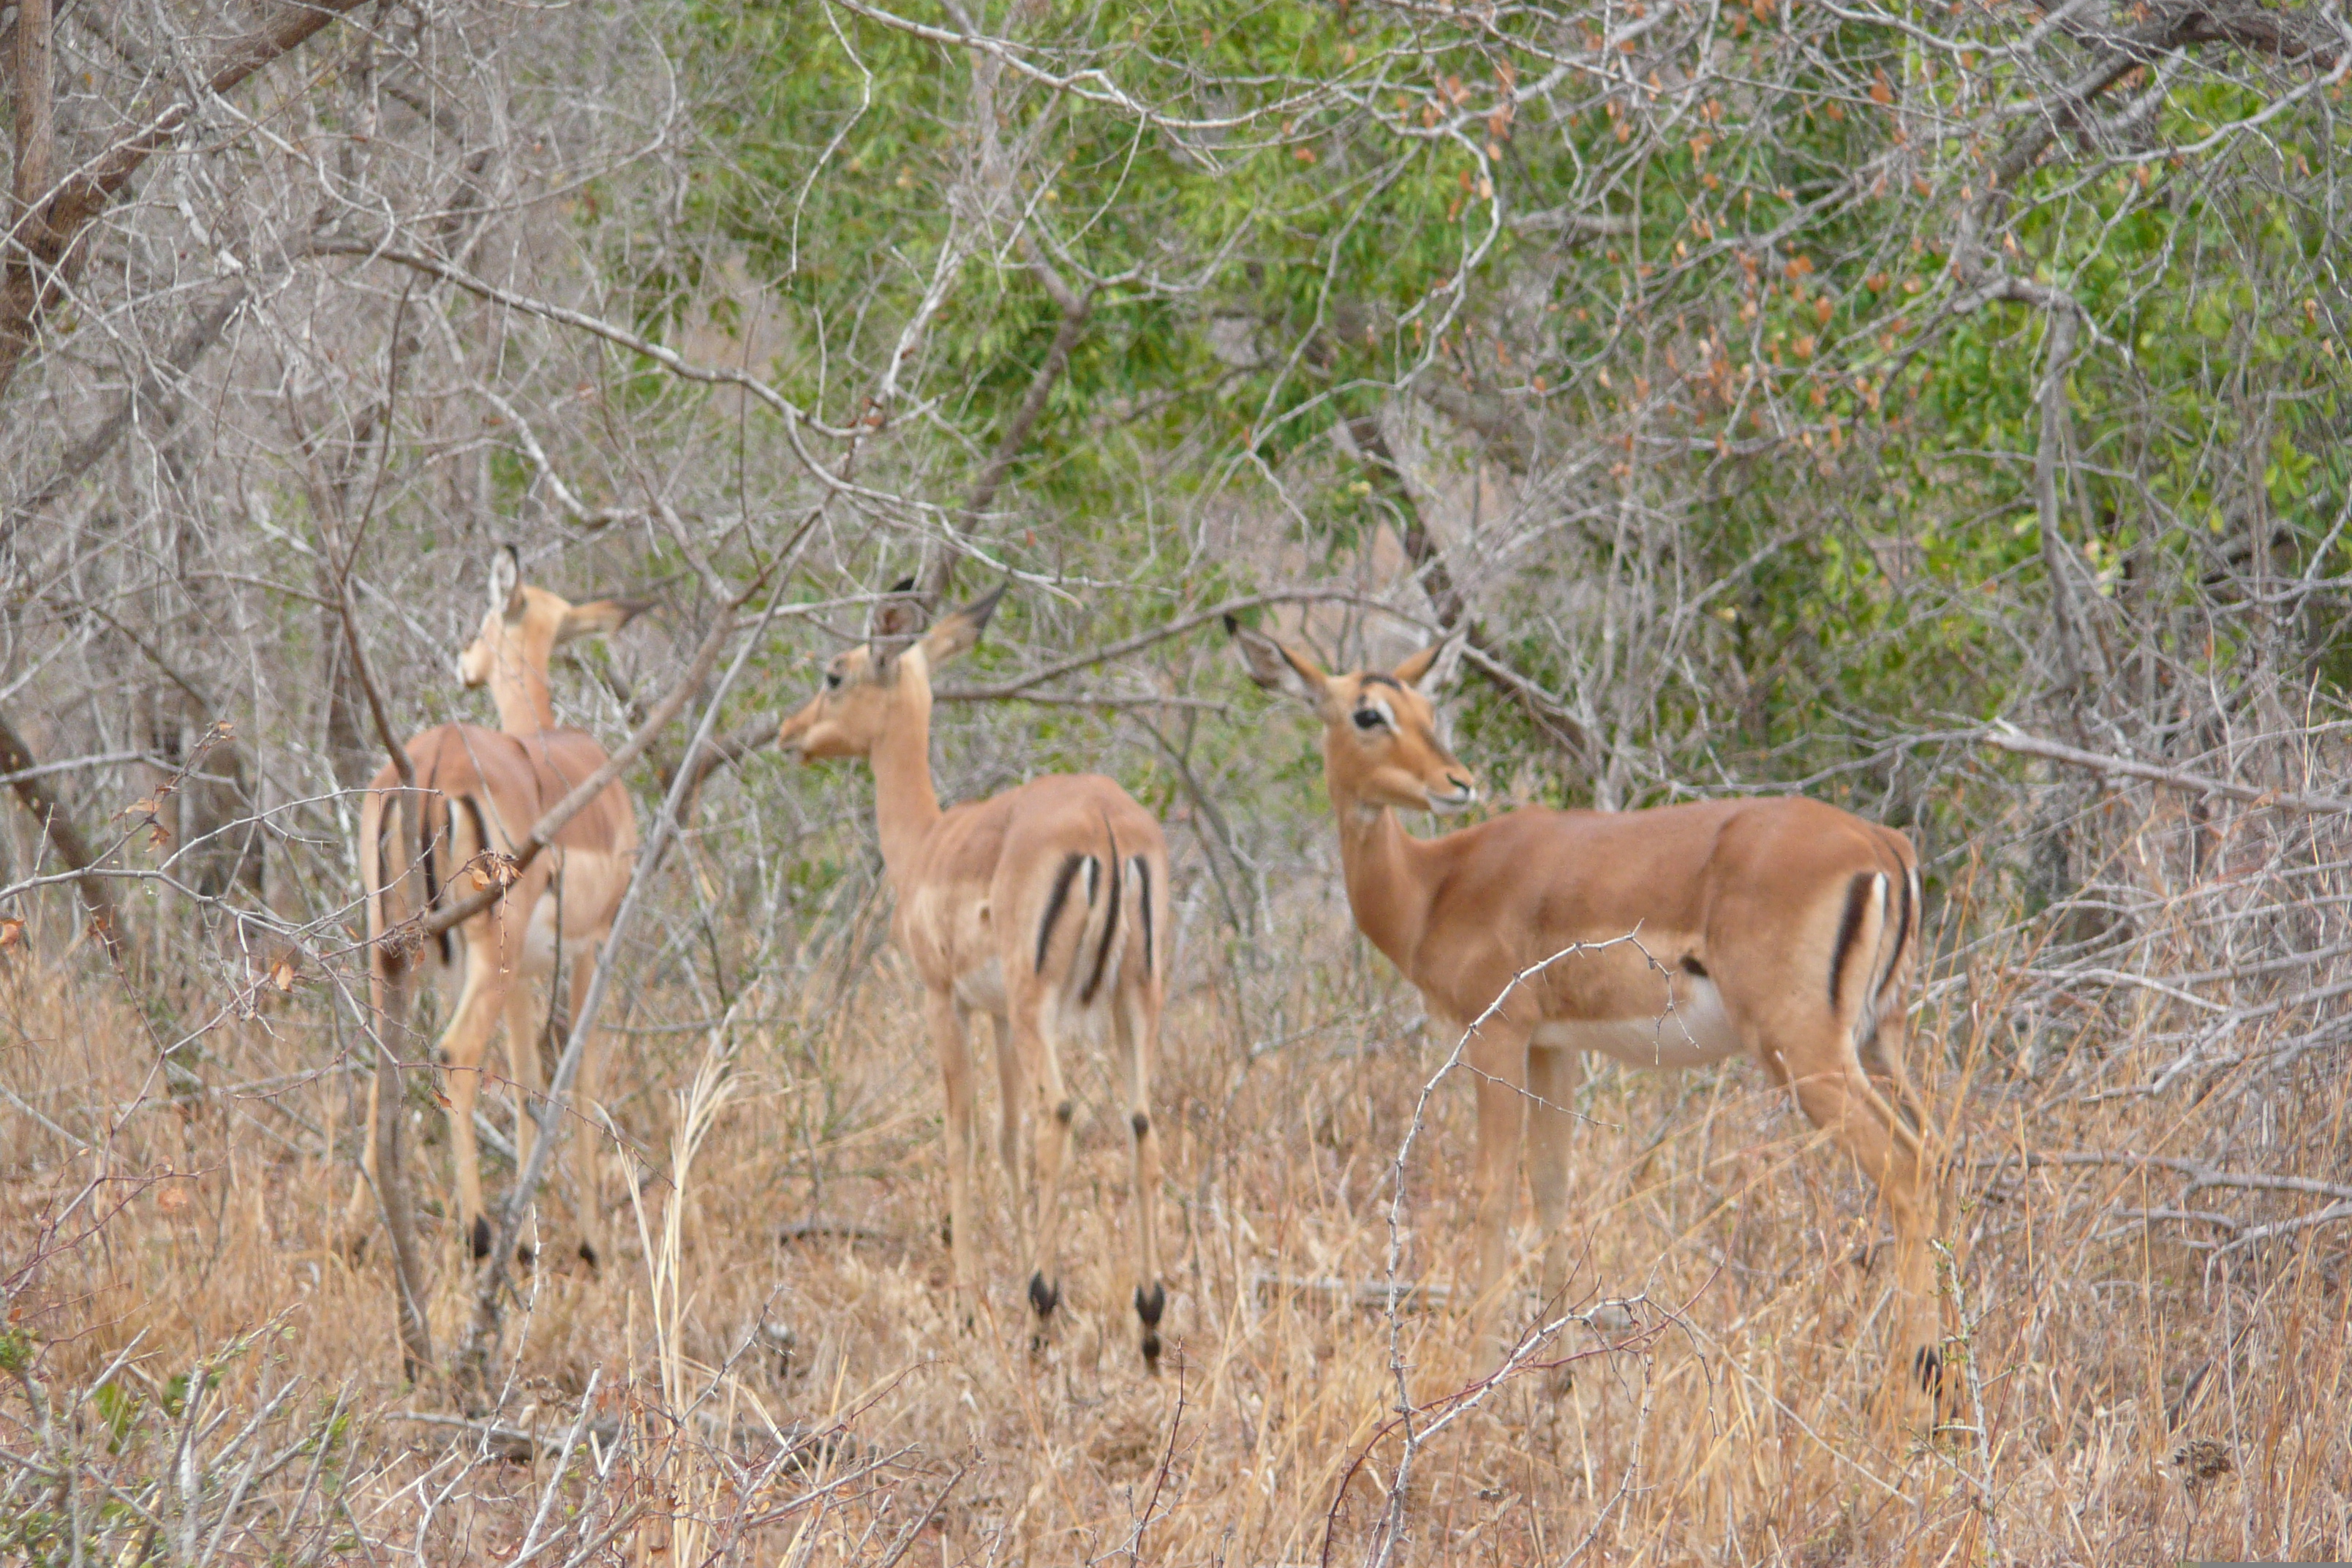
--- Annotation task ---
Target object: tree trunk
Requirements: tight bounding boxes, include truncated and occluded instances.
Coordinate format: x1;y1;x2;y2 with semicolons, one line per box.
0;707;125;957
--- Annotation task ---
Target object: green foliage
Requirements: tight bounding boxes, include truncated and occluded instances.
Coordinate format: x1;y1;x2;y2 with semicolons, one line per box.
662;0;2352;821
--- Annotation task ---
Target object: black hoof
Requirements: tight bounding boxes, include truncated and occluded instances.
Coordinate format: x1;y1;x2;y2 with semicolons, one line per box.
470;1215;493;1261
1141;1329;1163;1372
577;1238;600;1271
1028;1270;1060;1319
516;1240;537;1270
1914;1344;1944;1395
940;1215;953;1249
1134;1281;1165;1328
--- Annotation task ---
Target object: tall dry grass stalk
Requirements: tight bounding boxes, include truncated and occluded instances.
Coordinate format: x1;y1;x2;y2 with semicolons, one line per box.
6;769;2352;1561
624;1028;736;1567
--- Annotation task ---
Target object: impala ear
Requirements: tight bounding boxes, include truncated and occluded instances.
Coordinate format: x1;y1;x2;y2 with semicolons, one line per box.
867;576;923;658
1392;630;1465;696
1226;616;1330;709
921;578;1006;666
555;598;651;645
487;546;526;621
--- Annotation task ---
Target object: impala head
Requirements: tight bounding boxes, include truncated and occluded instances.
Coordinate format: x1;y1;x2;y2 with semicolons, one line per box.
778;578;1008;761
457;546;649;729
1227;617;1478;815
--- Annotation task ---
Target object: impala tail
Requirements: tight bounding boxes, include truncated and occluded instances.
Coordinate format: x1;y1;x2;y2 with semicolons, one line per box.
1032;813;1157;1021
362;742;493;973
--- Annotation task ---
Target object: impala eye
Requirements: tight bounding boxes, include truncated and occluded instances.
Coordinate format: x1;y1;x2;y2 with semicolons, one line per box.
1352;707;1385;731
823;670;844;691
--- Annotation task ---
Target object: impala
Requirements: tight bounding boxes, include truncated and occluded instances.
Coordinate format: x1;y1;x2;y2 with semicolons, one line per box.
347;546;643;1267
778;582;1173;1369
1229;619;1947;1425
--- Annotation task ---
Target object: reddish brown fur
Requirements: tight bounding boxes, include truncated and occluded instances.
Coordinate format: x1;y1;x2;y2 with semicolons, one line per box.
347;549;641;1266
1231;619;1945;1428
779;587;1173;1367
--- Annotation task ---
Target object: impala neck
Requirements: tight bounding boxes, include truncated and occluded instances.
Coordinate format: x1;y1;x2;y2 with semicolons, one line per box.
868;658;943;883
1324;759;1439;977
488;660;557;735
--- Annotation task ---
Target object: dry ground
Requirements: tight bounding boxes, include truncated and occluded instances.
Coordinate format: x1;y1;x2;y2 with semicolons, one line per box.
4;894;2349;1564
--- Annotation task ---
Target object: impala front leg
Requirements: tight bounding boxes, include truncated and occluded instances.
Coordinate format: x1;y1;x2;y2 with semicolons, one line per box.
1463;1017;1531;1359
437;938;510;1262
562;953;613;1270
1526;1044;1586;1324
926;990;979;1328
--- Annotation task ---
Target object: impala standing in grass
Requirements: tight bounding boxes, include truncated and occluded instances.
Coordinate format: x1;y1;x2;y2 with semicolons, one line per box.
348;546;643;1268
1229;618;1947;1428
779;582;1174;1369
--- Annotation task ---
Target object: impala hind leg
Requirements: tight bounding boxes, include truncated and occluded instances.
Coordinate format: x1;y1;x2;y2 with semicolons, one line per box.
1020;1004;1074;1333
437;936;513;1263
559;955;614;1270
927;990;980;1327
343;1069;382;1255
500;979;548;1264
1782;1045;1943;1431
1115;987;1166;1371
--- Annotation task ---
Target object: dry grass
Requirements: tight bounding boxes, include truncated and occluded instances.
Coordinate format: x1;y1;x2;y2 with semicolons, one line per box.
5;875;2352;1565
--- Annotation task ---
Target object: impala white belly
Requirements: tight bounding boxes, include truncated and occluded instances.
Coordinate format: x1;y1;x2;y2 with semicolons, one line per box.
519;892;604;979
1531;979;1744;1069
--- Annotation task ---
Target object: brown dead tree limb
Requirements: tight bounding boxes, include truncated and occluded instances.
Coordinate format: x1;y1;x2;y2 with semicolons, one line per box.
0;706;124;957
1978;725;2352;817
453;551;802;1404
319;338;433;1382
1342;408;1594;766
682;236;1095;813
916;227;1096;607
1411;377;1537;475
351;545;761;1385
2;278;249;540
0;0;373;402
403;602;742;946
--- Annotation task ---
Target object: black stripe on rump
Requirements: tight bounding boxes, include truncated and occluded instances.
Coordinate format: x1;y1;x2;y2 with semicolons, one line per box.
1827;872;1877;1009
420;794;450;964
459;796;491;862
1036;853;1087;974
1081;813;1123;1005
1134;855;1155;979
